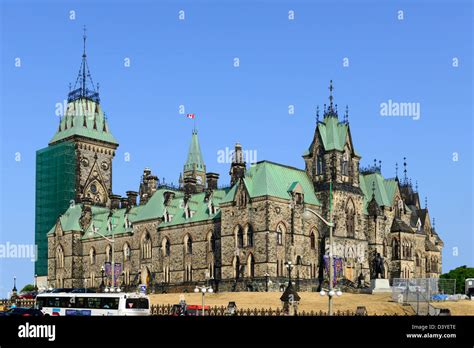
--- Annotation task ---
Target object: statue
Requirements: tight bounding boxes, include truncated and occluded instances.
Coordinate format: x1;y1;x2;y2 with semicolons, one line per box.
372;253;385;279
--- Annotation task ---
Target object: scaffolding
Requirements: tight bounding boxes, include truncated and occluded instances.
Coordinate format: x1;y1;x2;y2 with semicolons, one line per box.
35;142;77;276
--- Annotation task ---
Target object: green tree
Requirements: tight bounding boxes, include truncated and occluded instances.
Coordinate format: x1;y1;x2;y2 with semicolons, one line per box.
20;284;36;293
440;265;474;294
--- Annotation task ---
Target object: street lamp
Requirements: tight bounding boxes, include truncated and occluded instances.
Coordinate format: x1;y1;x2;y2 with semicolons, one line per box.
302;198;337;315
194;285;213;316
100;265;105;290
88;215;117;290
34;274;38;292
264;272;270;292
285;261;294;287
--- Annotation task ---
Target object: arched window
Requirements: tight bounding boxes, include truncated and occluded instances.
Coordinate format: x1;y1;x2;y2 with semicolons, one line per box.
163;266;170;283
90;272;95;287
246;224;254;247
184;234;193;254
276;223;286;246
123;243;130;262
233;256;240;279
89;247;96;265
56;246;64;269
105;244;111;263
162;237;171;257
296;255;302;265
392;239;399;259
346;199;356;238
235;225;244;248
141;233;152;259
247;254;255;278
207;231;216;252
341;152;349;176
310;230;316;249
415;254;421;267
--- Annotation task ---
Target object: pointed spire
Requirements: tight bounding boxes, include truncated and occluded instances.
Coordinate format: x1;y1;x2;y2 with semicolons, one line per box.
379;160;382;172
82;25;87;96
344;105;349;124
432;217;436;231
415;180;418;192
184;128;206;174
316;106;320;123
58;117;62;132
103;113;107;132
395;162;399;180
425;196;428;209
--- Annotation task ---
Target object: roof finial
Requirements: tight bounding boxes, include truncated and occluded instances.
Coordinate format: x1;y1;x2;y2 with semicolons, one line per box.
432;217;435;230
328;80;334;110
415;180;418;192
316;106;320;123
395;162;398;179
425;196;428;209
379;160;382;172
371;180;376;199
403;157;407;183
344;105;349;124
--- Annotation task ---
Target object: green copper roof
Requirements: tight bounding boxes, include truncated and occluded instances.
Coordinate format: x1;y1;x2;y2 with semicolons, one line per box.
184;130;205;172
222;161;321;205
49;98;118;145
359;172;398;214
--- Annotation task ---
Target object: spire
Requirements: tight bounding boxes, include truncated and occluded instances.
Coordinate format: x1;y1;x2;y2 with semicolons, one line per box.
328;80;334;110
184;128;206;173
395;162;399;180
432;217;436;231
425;196;428;209
344;105;349;124
68;26;100;104
316;106;320;123
371;180;376;199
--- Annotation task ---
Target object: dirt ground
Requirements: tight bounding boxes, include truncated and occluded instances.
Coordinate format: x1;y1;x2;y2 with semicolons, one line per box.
149;292;414;315
149;292;474;315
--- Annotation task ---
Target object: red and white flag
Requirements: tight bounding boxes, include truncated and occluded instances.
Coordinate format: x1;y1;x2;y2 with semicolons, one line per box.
186;113;195;119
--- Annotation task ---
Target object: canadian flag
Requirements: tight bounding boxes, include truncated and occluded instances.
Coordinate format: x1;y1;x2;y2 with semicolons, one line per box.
186;113;195;119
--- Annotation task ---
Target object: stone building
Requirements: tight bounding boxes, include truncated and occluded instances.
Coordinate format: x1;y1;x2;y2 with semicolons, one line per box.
40;39;443;292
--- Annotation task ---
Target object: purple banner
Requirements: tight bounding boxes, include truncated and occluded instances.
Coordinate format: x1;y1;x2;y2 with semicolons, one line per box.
104;262;122;286
323;255;344;286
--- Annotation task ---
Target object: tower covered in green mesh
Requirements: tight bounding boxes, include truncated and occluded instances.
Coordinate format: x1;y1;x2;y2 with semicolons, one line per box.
35;29;117;278
35;143;76;276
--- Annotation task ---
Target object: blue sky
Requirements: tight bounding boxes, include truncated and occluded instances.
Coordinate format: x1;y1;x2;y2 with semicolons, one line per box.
0;0;472;296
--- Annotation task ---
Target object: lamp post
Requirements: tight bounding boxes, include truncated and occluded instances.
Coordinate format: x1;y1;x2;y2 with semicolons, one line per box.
89;216;116;290
302;179;338;316
100;265;105;290
264;272;270;292
34;274;38;292
194;285;213;316
285;261;293;287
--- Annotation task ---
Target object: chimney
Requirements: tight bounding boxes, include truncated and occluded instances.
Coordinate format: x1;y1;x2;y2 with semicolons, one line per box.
120;197;129;210
206;172;219;190
126;191;139;207
146;175;158;194
183;177;197;195
110;194;121;209
230;142;246;186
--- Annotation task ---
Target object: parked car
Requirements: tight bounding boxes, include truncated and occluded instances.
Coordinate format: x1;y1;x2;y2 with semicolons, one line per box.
0;307;44;317
17;291;38;299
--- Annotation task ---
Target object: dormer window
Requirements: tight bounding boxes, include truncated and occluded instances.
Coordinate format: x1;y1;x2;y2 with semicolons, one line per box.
184;204;194;219
294;193;304;205
163;209;173;223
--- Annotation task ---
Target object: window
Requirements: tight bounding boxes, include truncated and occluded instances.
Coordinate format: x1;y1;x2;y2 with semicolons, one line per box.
125;298;149;309
162;238;170;257
415;254;420;267
246;224;254;247
346;199;356;238
310;230;316;249
392;239;399;260
141;233;152;259
276;223;286;246
56;246;64;269
247;254;255;278
207;232;215;252
235;226;244;248
341;153;349;176
233;256;240;279
185;234;193;254
316;151;324;176
123;243;130;262
105;245;111;263
89;248;96;265
90;273;95;287
163;266;170;283
184;265;192;282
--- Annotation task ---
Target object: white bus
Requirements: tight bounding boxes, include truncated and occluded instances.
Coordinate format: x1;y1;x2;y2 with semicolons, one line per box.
35;292;151;316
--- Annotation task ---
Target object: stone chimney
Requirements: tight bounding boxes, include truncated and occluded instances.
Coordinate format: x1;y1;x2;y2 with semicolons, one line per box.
230;142;246;186
206;173;219;190
126;191;139;207
163;191;175;206
183;176;197;195
120;197;129;210
110;195;121;209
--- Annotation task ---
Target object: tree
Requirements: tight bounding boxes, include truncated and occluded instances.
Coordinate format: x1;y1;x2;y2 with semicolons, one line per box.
440;265;474;294
20;284;35;293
